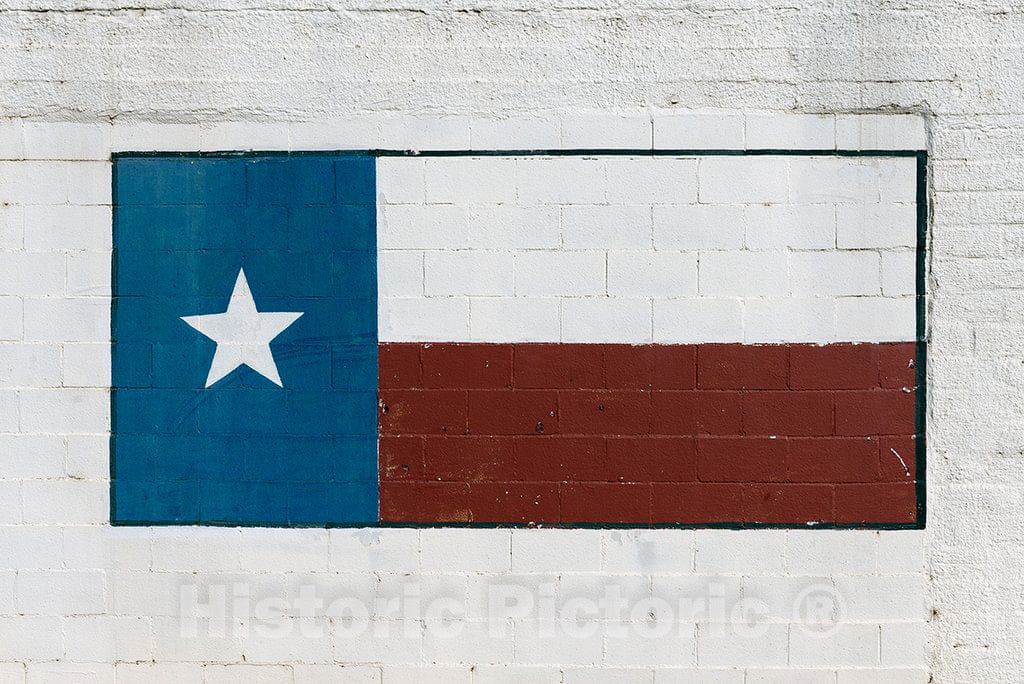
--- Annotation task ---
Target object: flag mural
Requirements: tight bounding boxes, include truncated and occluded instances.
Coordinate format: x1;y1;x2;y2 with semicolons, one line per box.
111;151;925;528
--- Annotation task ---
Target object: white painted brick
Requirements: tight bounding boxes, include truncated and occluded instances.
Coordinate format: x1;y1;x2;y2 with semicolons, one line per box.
469;297;560;342
380;116;472;150
0;389;19;432
23;298;109;343
836;115;927;150
697;623;788;667
379;250;424;297
836;204;917;249
602;530;694;574
466;205;561;249
61;342;110;387
150;615;243;662
109;123;202;153
472;665;562;683
330;528;419;573
383;666;472;684
787;531;877;576
653;205;745;250
835;669;927;684
604;628;697;667
511;529;602;572
835;296;915;342
108;570;188;617
470;116;561;150
380;297;470;342
745;113;835;149
0;434;64;477
878;158;919;203
63;526;152;571
0;162;68;205
743;297;835;343
421;528;510;572
16;569;107;615
833;576;928;621
0;570;13;614
561;297;651;344
287;119;382;150
562;204;651;249
236;528;329;572
0;205;25;249
0;525;63;569
653;112;745;150
516;158;606;204
198;122;290;151
23;122;112;161
25;663;114;684
790;158;879;204
880;622;926;667
0;482;22;524
653;298;743;343
694;530;786;575
563;669;654;684
22;480;107;524
789;623;879;667
699;251;788;297
424;157;517;204
744;205;836;250
425;250;514;296
877;532;926;574
422;619;514;664
0;252;66;296
0;296;24;341
744;670;834;684
19;388;108;433
378;158;425;204
881;250;917;296
0;343;61;387
290;664;381;683
790;251;880;297
151;527;240;572
67;162;111;205
65;434;108;480
114;662;203;684
741;575;832;620
203;665;293;684
698;157;789;204
513;620;603;665
0;119;24;160
379;204;470;249
607;251;697;298
604;157;698;204
514;251;605;296
65;251;111;297
0;663;24;684
560;113;652;149
63;615;153;662
656;670;743;684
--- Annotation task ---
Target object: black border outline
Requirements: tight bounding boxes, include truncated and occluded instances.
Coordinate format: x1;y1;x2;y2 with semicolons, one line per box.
110;147;927;530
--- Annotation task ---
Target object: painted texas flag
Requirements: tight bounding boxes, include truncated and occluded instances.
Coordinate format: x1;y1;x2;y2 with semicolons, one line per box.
110;151;924;528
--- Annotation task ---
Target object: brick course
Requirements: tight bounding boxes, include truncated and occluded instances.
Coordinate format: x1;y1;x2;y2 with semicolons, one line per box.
378;342;919;524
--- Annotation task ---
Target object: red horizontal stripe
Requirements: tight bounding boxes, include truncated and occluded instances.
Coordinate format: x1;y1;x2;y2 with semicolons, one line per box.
378;342;919;526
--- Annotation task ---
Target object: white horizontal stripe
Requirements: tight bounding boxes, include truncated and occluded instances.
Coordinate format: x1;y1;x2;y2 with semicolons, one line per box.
377;155;917;343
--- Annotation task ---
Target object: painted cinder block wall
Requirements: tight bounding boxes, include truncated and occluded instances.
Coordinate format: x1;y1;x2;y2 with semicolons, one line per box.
0;2;1018;682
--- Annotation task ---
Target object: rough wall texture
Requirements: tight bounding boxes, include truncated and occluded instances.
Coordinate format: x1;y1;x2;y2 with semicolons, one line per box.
0;0;1018;681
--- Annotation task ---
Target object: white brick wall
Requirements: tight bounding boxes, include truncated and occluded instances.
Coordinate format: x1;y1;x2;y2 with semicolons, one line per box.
378;154;917;344
25;0;1024;638
0;114;933;681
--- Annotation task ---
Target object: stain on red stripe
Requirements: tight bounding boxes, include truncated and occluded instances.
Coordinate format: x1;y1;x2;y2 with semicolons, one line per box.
378;342;920;526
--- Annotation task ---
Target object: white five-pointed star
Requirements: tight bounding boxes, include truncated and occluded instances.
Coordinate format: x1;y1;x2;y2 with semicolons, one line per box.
181;268;304;388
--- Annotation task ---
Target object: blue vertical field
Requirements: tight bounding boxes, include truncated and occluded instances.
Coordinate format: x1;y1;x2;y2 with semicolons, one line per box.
111;154;379;525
